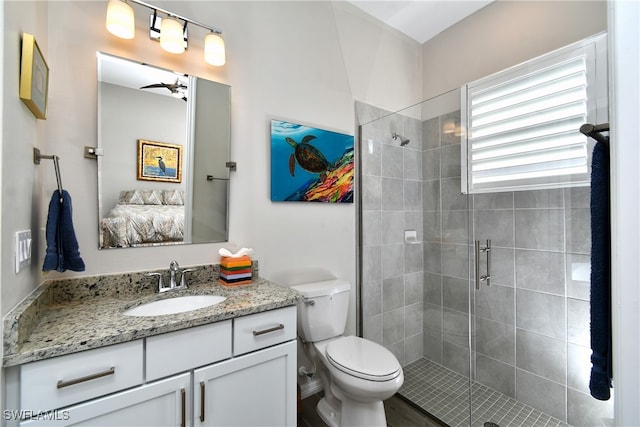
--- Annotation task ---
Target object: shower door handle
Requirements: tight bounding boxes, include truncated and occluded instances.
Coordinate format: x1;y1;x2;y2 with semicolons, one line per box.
474;240;491;289
484;239;491;287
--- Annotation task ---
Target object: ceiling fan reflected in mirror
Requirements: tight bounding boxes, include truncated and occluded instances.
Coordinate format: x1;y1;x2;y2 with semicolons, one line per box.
140;78;188;101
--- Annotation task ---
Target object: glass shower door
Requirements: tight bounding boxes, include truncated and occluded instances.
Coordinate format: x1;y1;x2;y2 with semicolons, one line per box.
358;88;476;426
463;31;613;426
465;131;606;426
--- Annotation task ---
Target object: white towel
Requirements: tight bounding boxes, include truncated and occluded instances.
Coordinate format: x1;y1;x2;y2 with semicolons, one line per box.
218;247;253;258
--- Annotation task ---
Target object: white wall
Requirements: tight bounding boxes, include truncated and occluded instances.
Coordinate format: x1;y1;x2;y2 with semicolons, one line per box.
331;1;424;113
610;2;640;425
0;0;5;414
422;0;607;101
1;1;50;318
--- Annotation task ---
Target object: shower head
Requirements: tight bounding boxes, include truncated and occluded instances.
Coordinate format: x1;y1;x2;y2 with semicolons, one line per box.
392;133;410;146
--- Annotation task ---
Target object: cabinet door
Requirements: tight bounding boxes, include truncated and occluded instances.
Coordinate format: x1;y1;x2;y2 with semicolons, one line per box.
194;340;296;427
20;373;190;427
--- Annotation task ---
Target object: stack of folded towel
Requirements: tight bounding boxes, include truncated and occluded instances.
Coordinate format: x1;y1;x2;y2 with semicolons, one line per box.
219;248;253;286
219;256;252;286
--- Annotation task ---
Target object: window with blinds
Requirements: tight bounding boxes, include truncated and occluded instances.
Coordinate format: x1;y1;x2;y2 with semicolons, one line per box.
461;33;607;194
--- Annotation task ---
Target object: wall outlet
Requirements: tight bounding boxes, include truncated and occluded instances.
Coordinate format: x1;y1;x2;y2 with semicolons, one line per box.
15;230;32;273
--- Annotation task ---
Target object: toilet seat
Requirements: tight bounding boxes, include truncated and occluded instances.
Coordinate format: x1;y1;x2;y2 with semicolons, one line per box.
326;336;401;382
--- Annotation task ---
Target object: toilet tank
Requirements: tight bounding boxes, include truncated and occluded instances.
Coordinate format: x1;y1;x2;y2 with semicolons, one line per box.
290;279;350;342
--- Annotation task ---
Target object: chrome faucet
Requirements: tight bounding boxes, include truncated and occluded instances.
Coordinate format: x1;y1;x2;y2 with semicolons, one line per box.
146;261;195;293
169;260;181;289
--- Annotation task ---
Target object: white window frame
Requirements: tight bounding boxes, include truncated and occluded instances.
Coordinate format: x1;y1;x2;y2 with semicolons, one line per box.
461;32;608;194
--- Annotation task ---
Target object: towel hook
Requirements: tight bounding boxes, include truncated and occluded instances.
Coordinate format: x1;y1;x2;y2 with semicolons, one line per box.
34;148;64;202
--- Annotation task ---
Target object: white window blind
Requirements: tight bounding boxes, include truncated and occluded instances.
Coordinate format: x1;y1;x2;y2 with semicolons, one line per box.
462;33;607;194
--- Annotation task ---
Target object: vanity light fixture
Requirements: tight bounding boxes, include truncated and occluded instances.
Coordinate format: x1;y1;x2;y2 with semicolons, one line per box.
105;0;135;39
159;15;185;54
105;0;226;66
204;32;225;66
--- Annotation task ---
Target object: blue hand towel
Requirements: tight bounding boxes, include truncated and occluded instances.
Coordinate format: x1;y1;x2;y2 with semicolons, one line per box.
589;140;612;401
43;190;85;273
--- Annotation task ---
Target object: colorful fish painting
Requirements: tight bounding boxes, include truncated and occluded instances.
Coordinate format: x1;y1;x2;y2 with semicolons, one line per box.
271;120;354;203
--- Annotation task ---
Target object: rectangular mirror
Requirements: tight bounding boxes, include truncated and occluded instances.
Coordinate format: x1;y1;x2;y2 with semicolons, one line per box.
97;52;231;249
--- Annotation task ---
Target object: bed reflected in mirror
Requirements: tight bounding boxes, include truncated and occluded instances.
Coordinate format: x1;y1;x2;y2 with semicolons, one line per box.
97;53;231;249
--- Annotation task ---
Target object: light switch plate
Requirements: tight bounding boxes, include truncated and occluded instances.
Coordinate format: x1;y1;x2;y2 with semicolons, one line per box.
15;230;32;273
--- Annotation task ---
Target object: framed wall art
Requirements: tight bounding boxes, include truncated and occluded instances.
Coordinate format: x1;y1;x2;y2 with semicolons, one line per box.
271;119;354;203
137;139;182;183
19;33;49;119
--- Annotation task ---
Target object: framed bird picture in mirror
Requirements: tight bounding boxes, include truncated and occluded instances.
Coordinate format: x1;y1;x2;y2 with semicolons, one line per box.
137;139;182;183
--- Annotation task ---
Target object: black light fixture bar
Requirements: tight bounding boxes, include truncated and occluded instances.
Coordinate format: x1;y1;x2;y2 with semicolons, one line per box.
128;0;223;35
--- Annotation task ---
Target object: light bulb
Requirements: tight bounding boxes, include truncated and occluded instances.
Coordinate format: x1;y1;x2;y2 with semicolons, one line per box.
106;0;135;39
160;16;185;54
204;32;225;66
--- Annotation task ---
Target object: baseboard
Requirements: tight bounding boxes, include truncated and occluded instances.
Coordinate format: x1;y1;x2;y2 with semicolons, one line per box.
299;376;323;399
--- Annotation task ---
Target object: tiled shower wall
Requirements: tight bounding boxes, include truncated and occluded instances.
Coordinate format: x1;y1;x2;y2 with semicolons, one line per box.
358;102;425;367
421;111;613;426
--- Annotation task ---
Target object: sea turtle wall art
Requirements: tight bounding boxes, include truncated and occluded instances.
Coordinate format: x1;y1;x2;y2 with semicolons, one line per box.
271;119;354;202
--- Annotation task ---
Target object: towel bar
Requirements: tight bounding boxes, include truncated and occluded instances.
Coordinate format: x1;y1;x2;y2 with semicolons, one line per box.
580;123;610;145
34;148;64;202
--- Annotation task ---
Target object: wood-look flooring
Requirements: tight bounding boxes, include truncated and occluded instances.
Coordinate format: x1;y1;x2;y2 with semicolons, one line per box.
298;393;445;427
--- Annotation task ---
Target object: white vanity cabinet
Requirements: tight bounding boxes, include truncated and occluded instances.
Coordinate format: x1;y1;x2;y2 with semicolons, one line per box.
195;306;297;427
14;306;297;427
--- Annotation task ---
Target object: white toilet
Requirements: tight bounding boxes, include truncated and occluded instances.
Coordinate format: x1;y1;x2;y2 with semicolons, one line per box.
290;277;404;427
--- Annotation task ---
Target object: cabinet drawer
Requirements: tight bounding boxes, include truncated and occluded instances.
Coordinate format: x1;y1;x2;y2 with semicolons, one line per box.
233;306;296;355
20;340;143;413
146;320;232;381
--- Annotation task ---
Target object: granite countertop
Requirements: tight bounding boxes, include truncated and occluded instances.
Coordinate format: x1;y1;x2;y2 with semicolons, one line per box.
3;264;302;367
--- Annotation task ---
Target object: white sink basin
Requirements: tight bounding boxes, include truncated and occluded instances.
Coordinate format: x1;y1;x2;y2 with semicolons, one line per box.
123;295;226;317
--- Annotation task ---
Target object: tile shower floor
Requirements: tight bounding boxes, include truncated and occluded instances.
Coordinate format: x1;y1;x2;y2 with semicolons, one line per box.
400;358;572;427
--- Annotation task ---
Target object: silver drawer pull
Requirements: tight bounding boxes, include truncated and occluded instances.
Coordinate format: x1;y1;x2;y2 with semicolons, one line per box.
56;367;115;389
253;324;284;336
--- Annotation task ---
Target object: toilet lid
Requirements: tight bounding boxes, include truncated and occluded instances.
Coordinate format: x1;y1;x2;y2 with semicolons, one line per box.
326;336;401;382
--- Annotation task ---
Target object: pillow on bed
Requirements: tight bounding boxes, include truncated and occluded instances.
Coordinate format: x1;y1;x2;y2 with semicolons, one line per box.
119;190;163;205
163;189;185;205
119;190;144;205
141;190;163;205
